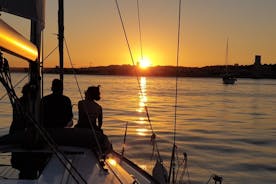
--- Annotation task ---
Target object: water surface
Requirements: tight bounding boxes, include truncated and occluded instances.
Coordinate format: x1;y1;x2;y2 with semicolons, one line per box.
0;74;275;183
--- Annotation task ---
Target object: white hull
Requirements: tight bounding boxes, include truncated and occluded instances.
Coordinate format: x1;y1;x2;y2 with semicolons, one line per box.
0;145;157;184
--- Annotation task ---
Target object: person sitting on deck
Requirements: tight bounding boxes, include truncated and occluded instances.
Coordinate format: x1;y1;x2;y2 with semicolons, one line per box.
9;83;48;179
74;86;113;155
75;86;103;131
9;83;33;134
41;79;73;128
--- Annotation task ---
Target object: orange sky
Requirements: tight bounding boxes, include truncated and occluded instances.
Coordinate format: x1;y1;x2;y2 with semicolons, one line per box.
1;0;276;68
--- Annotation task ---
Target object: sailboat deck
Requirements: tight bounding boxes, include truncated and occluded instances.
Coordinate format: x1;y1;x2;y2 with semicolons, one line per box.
0;142;157;184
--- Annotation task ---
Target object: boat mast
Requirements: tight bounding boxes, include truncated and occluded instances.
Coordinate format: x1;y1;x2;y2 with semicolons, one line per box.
29;20;42;122
58;0;64;87
225;38;229;75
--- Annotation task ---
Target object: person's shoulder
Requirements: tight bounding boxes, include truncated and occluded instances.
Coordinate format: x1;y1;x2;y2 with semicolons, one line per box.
78;99;85;105
61;95;72;103
93;101;102;108
41;94;53;101
62;95;71;100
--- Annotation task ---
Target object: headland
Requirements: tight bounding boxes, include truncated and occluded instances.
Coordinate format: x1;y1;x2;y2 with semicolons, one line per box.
10;63;276;79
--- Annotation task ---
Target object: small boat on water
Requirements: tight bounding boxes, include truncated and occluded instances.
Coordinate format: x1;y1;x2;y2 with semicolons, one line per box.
222;74;237;85
222;38;237;85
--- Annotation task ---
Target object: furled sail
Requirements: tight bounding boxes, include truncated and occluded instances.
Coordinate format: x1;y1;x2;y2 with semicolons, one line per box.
0;18;38;61
0;0;45;30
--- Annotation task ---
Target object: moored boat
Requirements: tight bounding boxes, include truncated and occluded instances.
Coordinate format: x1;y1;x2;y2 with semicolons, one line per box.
222;74;237;84
222;38;237;85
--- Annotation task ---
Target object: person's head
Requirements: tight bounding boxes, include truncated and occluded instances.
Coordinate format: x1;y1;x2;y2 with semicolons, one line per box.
85;86;100;101
21;83;31;97
51;79;63;94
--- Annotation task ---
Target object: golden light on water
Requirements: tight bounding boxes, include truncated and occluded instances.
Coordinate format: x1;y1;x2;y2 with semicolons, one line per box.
138;117;145;123
137;77;147;114
136;77;151;136
136;128;148;136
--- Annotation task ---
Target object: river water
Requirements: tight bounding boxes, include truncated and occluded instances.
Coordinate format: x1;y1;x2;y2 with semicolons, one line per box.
0;73;276;184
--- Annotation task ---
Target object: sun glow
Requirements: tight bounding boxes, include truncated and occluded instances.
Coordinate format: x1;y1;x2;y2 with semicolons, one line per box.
138;57;151;69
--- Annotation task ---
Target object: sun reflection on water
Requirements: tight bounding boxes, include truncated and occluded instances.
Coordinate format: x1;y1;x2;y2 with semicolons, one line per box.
136;77;147;114
135;77;150;136
136;128;148;136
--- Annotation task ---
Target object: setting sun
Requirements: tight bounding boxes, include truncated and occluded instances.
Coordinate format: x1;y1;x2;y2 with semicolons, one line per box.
138;57;151;69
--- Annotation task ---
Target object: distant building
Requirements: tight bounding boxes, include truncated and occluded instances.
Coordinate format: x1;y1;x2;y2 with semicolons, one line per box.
254;55;262;66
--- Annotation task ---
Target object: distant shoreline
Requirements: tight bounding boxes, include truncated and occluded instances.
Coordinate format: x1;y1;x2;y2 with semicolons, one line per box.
10;64;276;79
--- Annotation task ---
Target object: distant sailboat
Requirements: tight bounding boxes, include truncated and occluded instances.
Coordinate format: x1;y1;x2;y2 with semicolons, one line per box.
222;38;237;84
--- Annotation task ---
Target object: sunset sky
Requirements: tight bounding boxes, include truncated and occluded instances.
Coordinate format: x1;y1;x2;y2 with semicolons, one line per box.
1;0;276;68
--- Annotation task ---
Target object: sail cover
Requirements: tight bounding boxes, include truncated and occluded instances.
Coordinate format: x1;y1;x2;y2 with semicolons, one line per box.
0;0;45;30
0;18;38;61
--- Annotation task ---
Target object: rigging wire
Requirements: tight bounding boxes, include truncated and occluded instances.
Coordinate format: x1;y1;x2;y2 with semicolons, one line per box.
114;0;153;147
0;73;29;102
114;0;136;67
168;0;182;183
136;0;143;61
135;0;164;164
64;38;83;100
114;1;171;183
114;0;164;163
134;1;166;166
40;42;59;98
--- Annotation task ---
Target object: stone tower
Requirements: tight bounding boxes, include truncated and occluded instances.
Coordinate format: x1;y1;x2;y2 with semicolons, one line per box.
254;55;261;66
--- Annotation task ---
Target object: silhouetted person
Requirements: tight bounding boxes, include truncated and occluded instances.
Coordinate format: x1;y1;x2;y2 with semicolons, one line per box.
74;86;113;155
41;79;73;128
75;86;103;131
10;83;47;179
9;83;32;134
